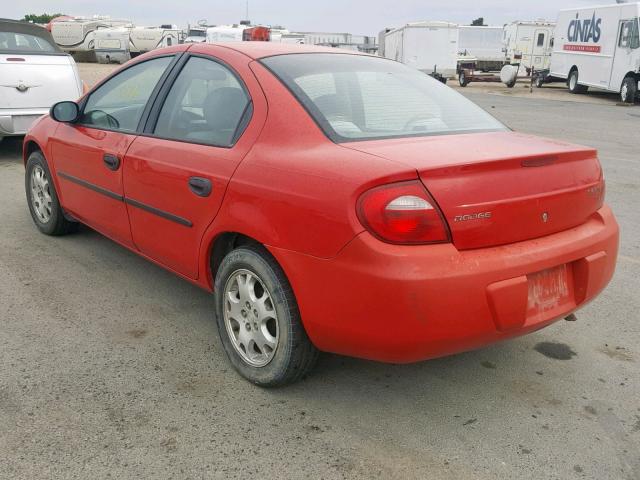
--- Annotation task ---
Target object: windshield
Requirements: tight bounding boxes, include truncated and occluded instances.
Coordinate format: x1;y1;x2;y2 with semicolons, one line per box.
188;29;206;37
261;53;506;142
0;31;58;53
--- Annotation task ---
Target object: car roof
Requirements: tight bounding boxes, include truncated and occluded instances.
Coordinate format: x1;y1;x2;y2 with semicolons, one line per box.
0;18;63;53
197;41;364;60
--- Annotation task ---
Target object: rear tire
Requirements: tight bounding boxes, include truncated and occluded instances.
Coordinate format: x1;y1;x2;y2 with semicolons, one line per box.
535;76;544;88
214;245;318;387
568;69;588;94
620;76;637;104
25;151;77;236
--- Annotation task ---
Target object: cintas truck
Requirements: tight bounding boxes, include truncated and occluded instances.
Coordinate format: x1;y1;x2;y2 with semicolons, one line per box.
537;3;640;103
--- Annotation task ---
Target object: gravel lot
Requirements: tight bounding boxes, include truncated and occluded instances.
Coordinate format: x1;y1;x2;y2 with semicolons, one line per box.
1;63;639;480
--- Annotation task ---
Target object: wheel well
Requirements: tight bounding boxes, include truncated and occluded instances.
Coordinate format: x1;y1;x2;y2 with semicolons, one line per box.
569;66;578;74
209;232;262;285
623;71;639;81
23;140;42;165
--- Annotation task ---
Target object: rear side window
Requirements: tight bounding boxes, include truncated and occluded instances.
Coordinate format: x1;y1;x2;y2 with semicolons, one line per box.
261;53;505;142
81;56;173;132
153;56;252;147
536;33;545;47
0;32;56;53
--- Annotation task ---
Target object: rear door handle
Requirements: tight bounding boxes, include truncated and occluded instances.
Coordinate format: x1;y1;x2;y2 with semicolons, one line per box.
103;154;120;171
188;177;212;197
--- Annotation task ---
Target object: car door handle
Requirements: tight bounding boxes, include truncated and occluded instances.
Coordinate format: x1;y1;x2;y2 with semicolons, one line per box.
188;177;212;197
103;154;120;171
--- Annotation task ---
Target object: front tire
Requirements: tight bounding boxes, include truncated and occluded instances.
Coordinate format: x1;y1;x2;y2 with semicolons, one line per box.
620;77;637;104
214;245;318;387
25;151;77;236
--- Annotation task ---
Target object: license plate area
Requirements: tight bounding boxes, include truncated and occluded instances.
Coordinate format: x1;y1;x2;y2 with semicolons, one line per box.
527;264;574;317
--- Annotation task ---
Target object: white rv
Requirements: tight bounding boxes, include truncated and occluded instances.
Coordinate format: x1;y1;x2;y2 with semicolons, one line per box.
458;26;505;71
382;22;461;78
206;24;248;42
503;21;555;72
50;16;131;59
547;3;639;103
94;25;181;64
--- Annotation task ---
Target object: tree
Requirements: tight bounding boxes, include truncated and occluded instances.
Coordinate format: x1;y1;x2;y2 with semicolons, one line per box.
470;17;486;26
22;13;66;24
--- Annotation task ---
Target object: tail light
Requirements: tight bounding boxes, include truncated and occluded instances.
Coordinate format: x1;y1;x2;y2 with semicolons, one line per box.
357;180;451;244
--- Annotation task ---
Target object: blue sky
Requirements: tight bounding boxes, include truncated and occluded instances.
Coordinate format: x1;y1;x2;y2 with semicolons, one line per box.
9;0;609;35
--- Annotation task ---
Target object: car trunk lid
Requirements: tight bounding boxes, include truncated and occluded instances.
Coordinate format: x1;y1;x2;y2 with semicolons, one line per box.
343;131;605;250
0;54;81;109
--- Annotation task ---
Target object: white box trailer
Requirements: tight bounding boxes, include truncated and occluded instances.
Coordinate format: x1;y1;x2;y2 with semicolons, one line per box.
382;22;460;78
503;20;555;72
546;3;640;103
458;25;505;71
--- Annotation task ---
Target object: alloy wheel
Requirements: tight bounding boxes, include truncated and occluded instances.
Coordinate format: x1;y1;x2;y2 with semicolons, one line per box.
30;165;52;224
223;269;279;367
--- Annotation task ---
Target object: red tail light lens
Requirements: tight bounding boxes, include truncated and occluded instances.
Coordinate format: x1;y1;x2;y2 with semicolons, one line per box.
357;180;451;244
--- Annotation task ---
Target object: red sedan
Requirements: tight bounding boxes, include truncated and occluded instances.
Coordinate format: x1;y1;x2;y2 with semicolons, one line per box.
23;43;619;386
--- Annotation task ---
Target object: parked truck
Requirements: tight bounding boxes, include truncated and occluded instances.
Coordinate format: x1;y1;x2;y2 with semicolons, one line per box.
538;3;640;103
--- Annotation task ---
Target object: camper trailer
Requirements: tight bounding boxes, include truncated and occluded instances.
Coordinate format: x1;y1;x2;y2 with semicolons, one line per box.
50;16;131;60
544;3;640;103
381;22;461;78
93;27;130;63
503;20;555;72
94;25;181;64
206;23;249;42
458;25;505;71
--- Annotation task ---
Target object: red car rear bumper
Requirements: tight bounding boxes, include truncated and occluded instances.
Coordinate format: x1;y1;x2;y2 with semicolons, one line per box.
270;205;619;363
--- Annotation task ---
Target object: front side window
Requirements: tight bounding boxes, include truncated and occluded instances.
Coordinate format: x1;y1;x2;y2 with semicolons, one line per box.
619;19;640;49
537;33;545;47
0;31;57;53
81;56;173;132
153;56;252;147
261;53;506;142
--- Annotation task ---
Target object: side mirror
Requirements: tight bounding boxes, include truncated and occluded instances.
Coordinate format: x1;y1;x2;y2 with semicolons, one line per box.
50;101;80;123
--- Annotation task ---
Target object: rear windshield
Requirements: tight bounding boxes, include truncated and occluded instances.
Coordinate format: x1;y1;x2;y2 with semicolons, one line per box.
261;53;506;142
0;31;58;53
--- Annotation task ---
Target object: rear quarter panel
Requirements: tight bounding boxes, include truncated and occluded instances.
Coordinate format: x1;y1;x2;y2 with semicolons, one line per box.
198;59;416;286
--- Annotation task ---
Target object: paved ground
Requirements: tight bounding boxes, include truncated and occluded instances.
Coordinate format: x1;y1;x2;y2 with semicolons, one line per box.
1;73;639;479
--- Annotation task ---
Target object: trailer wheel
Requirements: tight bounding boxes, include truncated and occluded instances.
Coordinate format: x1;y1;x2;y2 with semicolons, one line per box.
620;77;637;104
568;70;588;94
458;71;470;87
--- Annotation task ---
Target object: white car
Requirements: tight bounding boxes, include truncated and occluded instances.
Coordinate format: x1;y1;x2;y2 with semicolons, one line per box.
0;19;83;142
